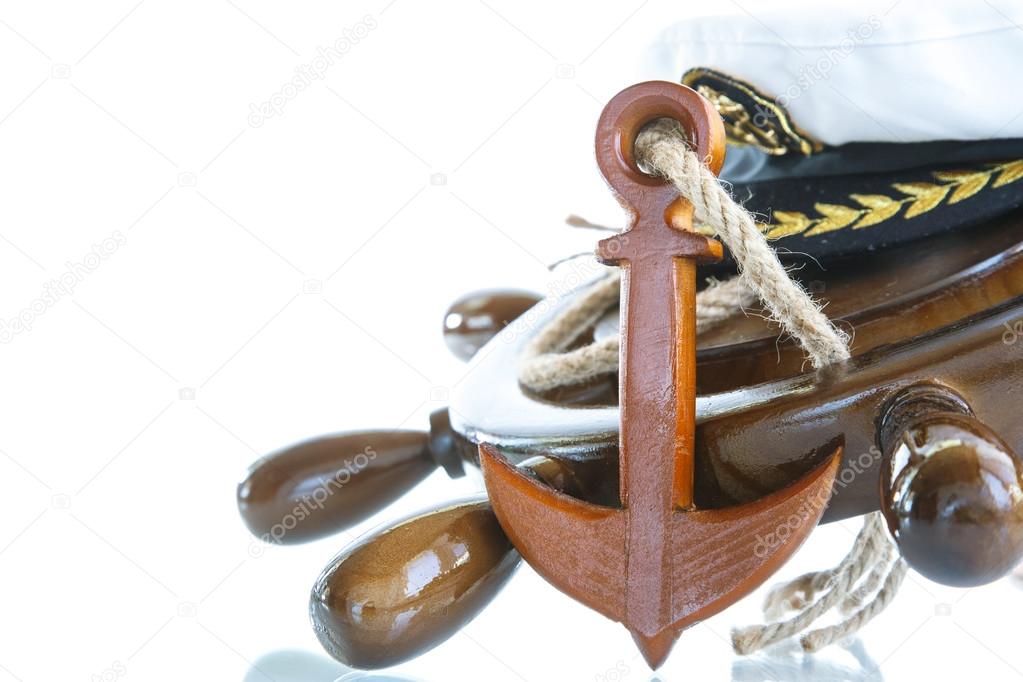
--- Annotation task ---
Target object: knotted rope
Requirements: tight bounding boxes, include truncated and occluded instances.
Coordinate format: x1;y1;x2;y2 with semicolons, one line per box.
518;119;905;653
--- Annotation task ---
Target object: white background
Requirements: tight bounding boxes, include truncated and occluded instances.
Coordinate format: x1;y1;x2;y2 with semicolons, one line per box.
2;1;1022;681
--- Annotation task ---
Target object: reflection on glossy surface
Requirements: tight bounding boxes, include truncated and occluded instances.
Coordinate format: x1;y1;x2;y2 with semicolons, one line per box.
520;453;619;506
883;414;1023;586
442;289;540;361
310;499;518;669
730;638;883;681
243;650;427;682
243;649;346;682
336;673;424;682
238;431;436;543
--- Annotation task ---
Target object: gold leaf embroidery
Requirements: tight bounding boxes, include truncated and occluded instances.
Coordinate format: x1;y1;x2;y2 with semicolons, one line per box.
890;182;951;218
849;194;895;209
849;194;901;228
932;170;990;204
764;211;814;238
994;160;1023;187
756;159;1023;239
682;68;821;157
804;203;862;236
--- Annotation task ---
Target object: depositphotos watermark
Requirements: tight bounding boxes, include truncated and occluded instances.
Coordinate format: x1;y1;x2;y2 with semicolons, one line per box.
753;445;882;558
0;230;127;343
753;16;881;127
248;445;377;556
90;660;126;682
594;660;630;682
501;237;628;346
247;15;378;127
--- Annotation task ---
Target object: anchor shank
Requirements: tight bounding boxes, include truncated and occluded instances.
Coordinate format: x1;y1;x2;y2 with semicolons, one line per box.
618;254;696;510
617;221;698;637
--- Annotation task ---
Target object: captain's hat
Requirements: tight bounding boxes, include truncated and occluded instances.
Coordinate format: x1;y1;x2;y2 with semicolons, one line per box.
644;2;1023;263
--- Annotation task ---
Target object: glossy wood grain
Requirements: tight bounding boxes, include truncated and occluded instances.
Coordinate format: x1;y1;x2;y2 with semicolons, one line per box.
878;385;1023;586
695;211;1023;393
443;289;540;361
308;455;605;669
238;431;436;544
310;499;517;669
238;407;483;543
695;293;1023;523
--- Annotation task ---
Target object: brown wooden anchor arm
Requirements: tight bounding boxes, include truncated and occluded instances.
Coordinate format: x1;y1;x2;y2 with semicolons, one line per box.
670;445;841;628
479;444;628;623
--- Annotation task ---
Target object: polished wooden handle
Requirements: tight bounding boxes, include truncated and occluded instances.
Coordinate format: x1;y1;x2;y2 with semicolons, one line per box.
878;384;1023;586
443;288;540;361
308;456;605;669
310;497;515;669
238;409;467;544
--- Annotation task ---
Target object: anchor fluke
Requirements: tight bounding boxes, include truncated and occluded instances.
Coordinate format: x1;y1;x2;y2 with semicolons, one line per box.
480;441;842;668
479;445;626;623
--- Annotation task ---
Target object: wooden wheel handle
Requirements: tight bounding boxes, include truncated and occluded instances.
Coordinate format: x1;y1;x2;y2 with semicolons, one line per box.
878;384;1023;586
239;287;543;543
237;409;469;544
443;288;540;361
309;456;607;669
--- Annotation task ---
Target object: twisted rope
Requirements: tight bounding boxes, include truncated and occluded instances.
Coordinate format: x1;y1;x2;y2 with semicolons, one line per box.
518;118;904;653
518;272;753;392
637;119;850;368
734;513;907;653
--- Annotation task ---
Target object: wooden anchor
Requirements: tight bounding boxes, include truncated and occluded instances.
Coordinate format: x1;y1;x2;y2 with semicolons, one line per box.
479;81;843;668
